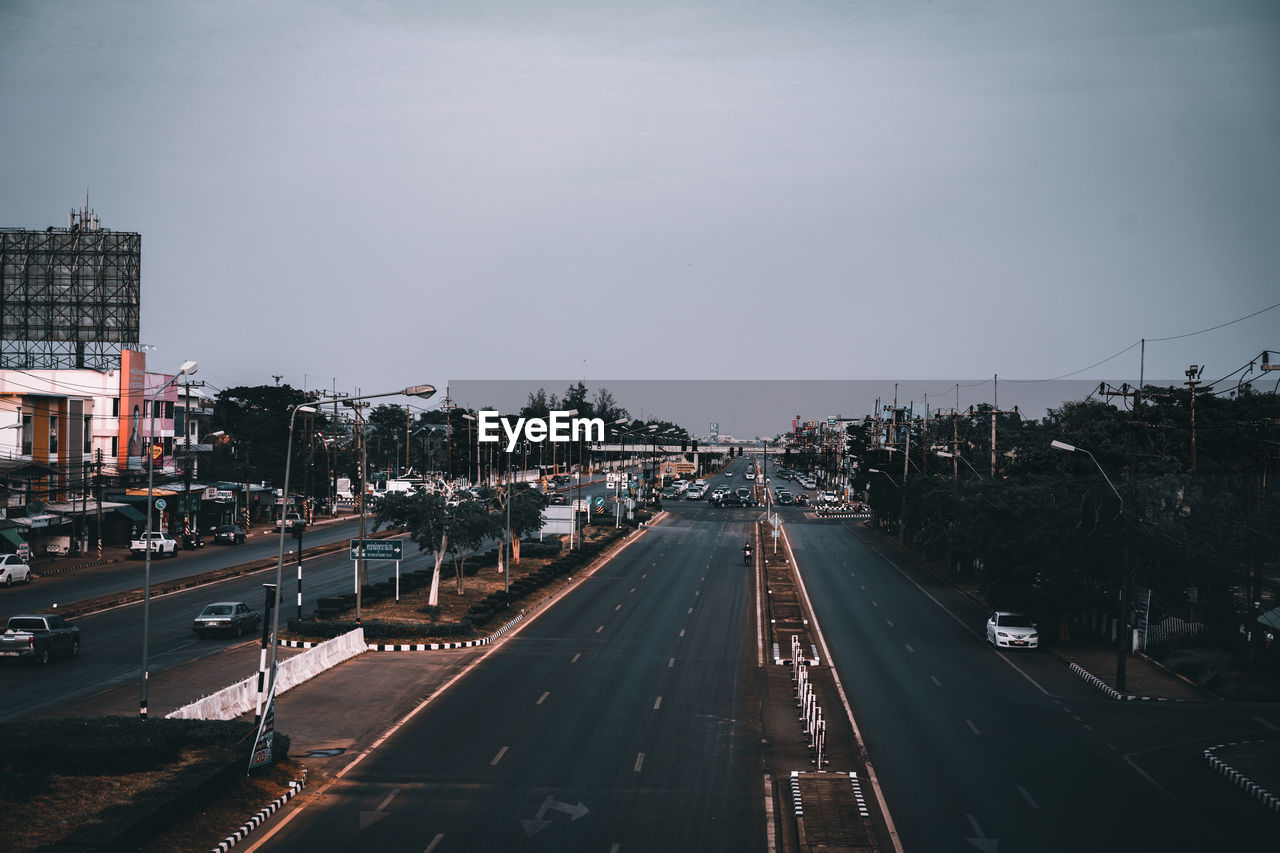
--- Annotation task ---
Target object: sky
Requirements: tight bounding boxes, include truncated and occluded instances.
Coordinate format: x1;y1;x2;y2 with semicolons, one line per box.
2;0;1277;433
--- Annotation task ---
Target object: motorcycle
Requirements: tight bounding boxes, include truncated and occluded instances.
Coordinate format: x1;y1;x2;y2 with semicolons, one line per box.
181;530;205;550
742;546;753;565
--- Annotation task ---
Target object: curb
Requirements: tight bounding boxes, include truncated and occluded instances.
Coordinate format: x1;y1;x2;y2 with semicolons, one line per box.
208;768;308;852
1067;662;1190;702
277;611;527;652
1203;742;1280;813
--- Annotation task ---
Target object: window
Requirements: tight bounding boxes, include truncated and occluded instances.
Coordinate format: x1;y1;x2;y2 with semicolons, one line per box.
112;397;119;418
164;401;174;420
21;414;33;456
84;415;92;452
111;436;118;457
49;415;58;454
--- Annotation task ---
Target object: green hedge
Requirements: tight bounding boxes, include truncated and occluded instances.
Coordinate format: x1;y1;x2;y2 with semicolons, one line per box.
287;616;474;640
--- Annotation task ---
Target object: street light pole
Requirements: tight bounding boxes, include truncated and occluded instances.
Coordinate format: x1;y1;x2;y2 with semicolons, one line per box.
140;359;198;719
259;385;436;724
1051;439;1128;690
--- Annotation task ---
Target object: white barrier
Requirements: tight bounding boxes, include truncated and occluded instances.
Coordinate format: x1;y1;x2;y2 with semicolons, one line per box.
167;629;367;720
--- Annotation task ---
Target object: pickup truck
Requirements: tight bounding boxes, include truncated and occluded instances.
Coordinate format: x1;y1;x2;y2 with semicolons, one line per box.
0;614;80;663
276;513;304;533
130;531;178;558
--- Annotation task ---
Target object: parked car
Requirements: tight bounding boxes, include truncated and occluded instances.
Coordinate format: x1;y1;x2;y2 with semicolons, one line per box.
986;611;1039;649
193;602;261;638
1;553;32;586
213;524;246;545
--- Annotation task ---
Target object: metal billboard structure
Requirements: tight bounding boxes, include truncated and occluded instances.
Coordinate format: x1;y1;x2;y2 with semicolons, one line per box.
1;208;141;370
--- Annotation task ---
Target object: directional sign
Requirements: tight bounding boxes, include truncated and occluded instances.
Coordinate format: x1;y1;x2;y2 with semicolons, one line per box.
349;539;403;561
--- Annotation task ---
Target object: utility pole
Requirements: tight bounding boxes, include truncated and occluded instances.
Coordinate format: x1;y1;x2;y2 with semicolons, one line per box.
1184;365;1204;473
1098;380;1142;692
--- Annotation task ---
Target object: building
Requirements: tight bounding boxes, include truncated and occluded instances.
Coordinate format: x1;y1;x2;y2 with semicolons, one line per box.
0;207;213;557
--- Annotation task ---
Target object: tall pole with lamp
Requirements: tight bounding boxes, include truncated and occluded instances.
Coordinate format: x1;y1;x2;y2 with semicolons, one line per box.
1051;439;1129;689
257;385;436;724
139;360;198;719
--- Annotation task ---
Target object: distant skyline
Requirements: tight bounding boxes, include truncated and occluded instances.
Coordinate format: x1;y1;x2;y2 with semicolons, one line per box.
2;1;1276;407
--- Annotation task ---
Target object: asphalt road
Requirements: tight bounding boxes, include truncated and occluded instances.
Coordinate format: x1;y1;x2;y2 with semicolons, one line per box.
261;492;768;852
0;516;424;722
786;516;1279;852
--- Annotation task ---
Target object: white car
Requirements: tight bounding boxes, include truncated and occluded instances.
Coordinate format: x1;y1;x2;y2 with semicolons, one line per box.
986;611;1039;649
1;553;32;586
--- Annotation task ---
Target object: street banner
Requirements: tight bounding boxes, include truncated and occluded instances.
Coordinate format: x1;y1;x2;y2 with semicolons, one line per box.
248;664;278;773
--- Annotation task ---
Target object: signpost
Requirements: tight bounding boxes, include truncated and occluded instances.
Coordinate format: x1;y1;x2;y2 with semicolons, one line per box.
350;539;405;601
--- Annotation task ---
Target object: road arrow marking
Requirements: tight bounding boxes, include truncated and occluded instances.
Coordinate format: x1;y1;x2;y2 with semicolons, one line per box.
521;795;590;837
966;814;998;852
359;787;400;830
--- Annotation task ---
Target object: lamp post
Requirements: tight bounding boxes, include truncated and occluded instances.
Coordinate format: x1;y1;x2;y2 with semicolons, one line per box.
259;384;436;723
1051;439;1129;689
140;359;198;719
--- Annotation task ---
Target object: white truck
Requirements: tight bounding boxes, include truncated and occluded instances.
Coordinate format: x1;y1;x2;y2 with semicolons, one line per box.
129;531;178;558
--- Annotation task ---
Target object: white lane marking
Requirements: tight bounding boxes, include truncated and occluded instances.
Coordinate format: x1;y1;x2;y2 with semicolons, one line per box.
854;532;1052;697
871;600;879;607
688;607;694;614
537;692;549;705
905;643;914;653
596;625;604;633
609;844;620;853
615;604;622;611
1018;786;1040;809
679;629;686;638
630;587;636;594
695;590;700;596
571;653;581;663
668;657;675;668
763;773;776;853
378;788;401;811
1255;716;1278;731
966;719;981;736
424;833;444;853
654;696;662;710
634;752;645;772
930;675;942;687
491;746;509;765
886;619;894;628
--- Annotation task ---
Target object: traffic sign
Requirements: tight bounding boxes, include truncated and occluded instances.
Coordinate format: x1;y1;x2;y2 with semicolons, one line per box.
594;496;605;507
349;539;403;561
155;498;166;510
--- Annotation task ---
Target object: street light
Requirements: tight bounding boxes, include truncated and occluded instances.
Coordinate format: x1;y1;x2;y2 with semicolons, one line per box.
935;450;984;480
1051;438;1129;689
140;359;198;719
260;384;436;723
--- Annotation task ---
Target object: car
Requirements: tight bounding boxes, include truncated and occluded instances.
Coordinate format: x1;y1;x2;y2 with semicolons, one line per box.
744;471;756;481
193;602;261;638
986;611;1039;649
213;524;246;545
549;494;568;506
723;472;733;478
1;553;32;586
776;493;794;505
718;493;746;507
685;487;705;500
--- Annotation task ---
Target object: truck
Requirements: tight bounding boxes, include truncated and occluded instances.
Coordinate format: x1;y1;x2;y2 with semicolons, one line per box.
130;531;178;558
0;614;81;663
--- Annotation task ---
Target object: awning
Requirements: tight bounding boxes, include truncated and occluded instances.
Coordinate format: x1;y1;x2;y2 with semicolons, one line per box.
0;527;25;547
10;513;65;529
115;505;147;523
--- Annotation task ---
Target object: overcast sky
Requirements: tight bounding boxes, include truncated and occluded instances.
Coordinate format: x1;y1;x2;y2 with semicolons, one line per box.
2;0;1277;425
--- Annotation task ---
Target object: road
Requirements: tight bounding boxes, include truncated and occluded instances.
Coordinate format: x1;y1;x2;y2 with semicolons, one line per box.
785;515;1279;852
262;489;767;852
0;516;420;722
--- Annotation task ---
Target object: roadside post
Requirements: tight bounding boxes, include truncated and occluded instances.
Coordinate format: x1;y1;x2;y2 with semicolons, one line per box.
255;583;276;725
